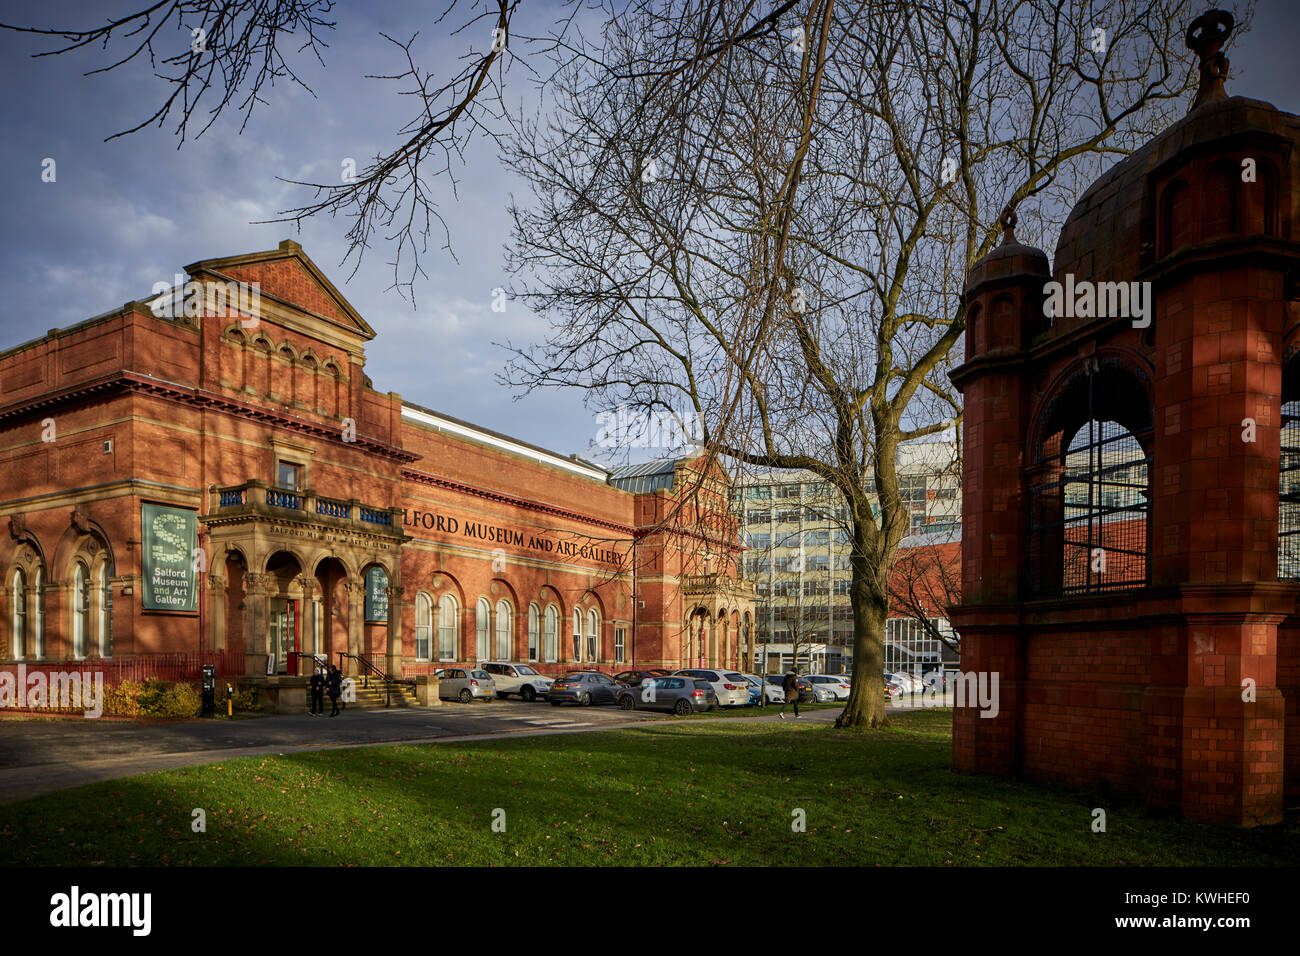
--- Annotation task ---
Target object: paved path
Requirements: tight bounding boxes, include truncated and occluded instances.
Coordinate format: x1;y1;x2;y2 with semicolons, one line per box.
0;700;848;805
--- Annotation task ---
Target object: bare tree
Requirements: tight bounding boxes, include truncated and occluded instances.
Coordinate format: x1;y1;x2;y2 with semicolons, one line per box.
501;0;1219;728
1;0;806;298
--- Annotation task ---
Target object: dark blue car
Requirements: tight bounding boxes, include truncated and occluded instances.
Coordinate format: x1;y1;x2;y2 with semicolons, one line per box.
549;671;620;706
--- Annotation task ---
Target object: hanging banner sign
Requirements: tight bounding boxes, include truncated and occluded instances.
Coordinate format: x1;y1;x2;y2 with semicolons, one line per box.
365;567;389;622
141;503;198;612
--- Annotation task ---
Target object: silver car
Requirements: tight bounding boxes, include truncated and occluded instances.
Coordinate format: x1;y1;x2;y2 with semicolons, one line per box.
436;667;497;703
671;668;751;707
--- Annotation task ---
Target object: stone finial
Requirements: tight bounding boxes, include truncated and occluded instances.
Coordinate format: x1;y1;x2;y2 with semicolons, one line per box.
1186;9;1233;110
999;204;1018;245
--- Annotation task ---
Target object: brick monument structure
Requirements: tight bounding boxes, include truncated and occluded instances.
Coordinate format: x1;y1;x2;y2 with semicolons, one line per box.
949;10;1300;825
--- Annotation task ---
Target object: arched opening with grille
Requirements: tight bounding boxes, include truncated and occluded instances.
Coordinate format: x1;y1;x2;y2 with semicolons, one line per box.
1027;361;1153;596
1278;358;1300;579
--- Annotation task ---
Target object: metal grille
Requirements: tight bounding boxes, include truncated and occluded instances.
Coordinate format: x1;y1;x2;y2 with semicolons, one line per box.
1279;399;1300;578
1029;419;1150;595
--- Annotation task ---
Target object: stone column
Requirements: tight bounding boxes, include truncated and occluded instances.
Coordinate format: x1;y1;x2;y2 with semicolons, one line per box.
243;572;270;676
297;576;317;672
207;572;227;652
346;579;364;675
386;583;405;677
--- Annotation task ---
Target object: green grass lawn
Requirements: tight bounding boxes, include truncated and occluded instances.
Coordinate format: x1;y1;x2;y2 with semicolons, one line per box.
1;709;1295;866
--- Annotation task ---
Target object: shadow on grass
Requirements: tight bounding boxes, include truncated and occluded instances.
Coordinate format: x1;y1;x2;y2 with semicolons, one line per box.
0;713;1296;867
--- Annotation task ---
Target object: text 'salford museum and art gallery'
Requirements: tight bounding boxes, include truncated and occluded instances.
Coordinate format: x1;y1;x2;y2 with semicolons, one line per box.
952;13;1300;826
0;239;754;698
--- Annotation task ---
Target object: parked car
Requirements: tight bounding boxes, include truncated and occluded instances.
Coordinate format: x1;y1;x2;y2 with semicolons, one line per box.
672;668;751;707
612;668;671;689
617;676;717;715
885;671;924;694
805;674;852;701
743;674;785;704
549;671;621;706
436;667;497;703
479;661;553;701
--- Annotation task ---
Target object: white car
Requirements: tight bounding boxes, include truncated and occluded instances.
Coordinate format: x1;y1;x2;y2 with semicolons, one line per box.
743;673;785;704
804;674;852;700
671;668;751;707
479;661;553;701
885;671;924;694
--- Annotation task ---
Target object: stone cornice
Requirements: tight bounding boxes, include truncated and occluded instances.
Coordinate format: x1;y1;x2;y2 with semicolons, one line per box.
0;372;421;464
402;467;635;535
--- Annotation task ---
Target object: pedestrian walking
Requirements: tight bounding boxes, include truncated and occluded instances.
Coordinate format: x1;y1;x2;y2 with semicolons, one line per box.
309;666;325;716
326;665;343;717
779;668;800;719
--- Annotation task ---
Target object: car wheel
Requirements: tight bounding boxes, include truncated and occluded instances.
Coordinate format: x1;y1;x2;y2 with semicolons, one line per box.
580;692;592;706
521;686;536;703
458;689;473;704
619;696;635;711
674;698;692;716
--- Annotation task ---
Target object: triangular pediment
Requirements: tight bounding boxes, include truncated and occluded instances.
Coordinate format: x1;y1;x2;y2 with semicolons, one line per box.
185;240;375;344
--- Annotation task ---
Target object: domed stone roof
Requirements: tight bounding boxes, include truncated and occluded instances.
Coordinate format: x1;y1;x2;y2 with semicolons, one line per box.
1052;10;1300;293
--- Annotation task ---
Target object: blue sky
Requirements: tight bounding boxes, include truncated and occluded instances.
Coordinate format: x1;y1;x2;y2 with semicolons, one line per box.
1;0;1296;464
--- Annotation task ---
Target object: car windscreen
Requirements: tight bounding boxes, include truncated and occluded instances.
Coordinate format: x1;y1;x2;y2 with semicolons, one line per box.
515;665;539;675
470;670;491;679
724;673;745;682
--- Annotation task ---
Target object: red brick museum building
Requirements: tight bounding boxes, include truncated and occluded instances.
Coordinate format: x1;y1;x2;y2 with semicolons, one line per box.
0;241;753;684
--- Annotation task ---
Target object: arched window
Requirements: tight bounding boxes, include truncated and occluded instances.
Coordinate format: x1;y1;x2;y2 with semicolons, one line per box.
32;567;44;659
495;600;512;659
11;568;25;660
97;561;113;657
573;609;582;661
476;598;491;663
1279;363;1300;578
1028;364;1152;596
544;605;558;662
438;594;459;662
586;609;599;663
414;592;433;660
72;563;90;658
527;603;540;661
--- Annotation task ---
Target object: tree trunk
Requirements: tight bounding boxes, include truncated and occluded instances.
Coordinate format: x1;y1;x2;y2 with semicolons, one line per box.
835;570;888;728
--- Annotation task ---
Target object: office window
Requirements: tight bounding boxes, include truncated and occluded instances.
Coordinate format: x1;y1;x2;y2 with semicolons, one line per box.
438;594;459;661
587;609;599;662
415;592;432;660
544;605;559;662
528;603;540;660
495;600;512;659
476;598;491;662
277;460;301;491
10;568;24;660
614;626;626;663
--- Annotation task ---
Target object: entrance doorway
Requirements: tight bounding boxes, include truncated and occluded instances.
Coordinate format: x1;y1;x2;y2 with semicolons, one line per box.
270;598;299;674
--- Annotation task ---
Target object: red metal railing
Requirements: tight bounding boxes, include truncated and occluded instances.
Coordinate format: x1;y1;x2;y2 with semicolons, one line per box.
0;651;244;715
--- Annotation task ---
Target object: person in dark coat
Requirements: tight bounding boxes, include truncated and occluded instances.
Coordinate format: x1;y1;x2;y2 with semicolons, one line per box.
326;665;343;717
309;666;325;716
779;669;800;719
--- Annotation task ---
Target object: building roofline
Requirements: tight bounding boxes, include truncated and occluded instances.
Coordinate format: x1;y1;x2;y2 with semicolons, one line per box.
400;400;609;482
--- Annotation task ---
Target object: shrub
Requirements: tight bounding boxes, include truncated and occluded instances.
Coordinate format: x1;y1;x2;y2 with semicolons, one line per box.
232;685;261;713
155;681;202;718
